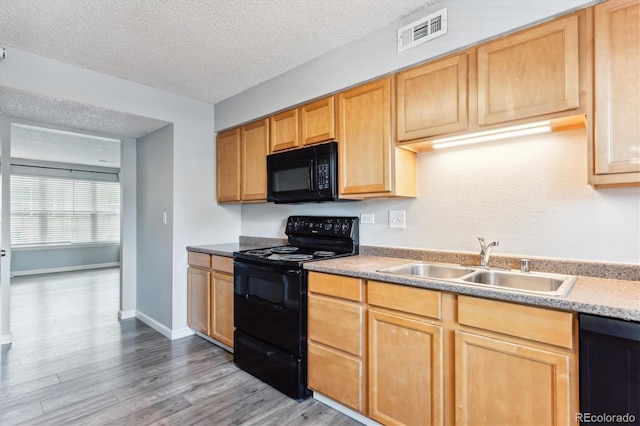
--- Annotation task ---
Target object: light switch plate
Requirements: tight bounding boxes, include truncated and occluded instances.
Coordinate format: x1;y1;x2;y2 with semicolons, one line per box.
389;210;406;228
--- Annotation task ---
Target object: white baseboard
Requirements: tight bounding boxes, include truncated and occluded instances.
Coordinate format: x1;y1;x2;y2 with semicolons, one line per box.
134;310;194;341
171;327;194;340
11;262;120;277
313;393;382;426
0;333;12;346
118;309;136;320
135;310;173;339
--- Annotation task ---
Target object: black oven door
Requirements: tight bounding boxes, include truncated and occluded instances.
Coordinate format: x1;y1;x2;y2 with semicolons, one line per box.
233;260;306;356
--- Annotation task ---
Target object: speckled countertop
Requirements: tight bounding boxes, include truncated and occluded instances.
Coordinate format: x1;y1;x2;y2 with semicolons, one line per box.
305;255;640;322
186;239;640;322
186;237;287;257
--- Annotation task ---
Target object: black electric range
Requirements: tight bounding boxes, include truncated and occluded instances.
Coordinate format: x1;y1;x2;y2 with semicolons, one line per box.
232;216;359;400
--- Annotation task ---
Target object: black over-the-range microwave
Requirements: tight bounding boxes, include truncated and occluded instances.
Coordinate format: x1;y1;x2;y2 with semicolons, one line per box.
267;141;349;204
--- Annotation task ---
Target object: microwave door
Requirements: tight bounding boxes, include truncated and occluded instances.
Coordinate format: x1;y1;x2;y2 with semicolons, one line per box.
268;159;315;202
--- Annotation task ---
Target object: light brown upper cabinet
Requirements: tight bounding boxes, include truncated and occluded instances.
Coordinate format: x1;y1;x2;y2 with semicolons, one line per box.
216;119;270;203
300;96;337;146
338;77;417;198
216;128;242;203
241;118;270;201
270;108;299;152
270;96;336;153
589;0;640;187
477;14;580;125
397;53;468;141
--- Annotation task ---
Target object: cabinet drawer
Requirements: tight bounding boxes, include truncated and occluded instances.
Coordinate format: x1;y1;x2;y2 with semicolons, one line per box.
188;251;211;269
308;342;364;413
368;280;441;320
458;296;574;349
308;272;363;302
211;255;233;274
308;293;363;356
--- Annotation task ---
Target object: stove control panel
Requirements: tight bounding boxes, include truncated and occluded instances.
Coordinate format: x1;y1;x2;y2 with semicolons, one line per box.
286;216;358;237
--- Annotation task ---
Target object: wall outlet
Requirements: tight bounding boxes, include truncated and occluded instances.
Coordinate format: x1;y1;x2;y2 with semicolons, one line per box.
361;213;375;224
162;212;167;224
389;210;406;228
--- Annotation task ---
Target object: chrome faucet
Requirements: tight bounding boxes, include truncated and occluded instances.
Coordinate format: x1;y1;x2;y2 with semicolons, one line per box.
478;237;499;268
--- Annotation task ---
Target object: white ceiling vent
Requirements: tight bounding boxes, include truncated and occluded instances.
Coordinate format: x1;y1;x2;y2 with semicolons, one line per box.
397;8;447;53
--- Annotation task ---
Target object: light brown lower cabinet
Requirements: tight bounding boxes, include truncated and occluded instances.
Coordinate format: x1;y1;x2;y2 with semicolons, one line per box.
187;251;235;349
187;266;210;335
455;295;578;426
307;272;578;426
368;308;443;426
210;269;234;348
455;331;573;426
307;272;366;413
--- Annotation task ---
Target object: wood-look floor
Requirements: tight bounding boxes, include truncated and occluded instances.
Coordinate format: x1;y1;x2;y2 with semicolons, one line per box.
1;268;361;425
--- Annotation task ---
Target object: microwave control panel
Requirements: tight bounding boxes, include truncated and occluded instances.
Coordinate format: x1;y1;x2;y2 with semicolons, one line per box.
316;159;330;190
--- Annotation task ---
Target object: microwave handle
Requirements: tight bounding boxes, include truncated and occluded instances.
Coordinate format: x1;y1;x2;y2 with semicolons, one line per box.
309;158;316;191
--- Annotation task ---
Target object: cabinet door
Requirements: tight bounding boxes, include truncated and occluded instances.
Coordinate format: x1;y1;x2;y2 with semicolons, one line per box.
300;96;336;146
210;271;234;348
455;331;574;426
338;77;393;195
187;267;210;334
369;309;443;426
477;14;579;125
397;54;468;141
216;128;241;203
308;342;365;413
270;108;298;152
241;119;269;201
593;0;640;177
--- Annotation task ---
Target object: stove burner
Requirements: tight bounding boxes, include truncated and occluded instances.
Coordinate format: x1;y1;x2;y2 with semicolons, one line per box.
245;249;273;257
279;254;314;261
270;246;299;254
314;250;336;257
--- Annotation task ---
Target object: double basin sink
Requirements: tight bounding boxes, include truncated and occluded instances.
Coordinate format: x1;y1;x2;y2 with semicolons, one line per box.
377;262;577;297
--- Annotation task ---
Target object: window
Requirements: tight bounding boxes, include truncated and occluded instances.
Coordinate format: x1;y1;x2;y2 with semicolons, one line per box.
11;175;120;246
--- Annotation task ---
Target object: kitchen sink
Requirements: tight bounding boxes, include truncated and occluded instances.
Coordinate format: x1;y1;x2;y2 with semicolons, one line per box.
379;262;476;279
460;270;576;296
377;262;577;297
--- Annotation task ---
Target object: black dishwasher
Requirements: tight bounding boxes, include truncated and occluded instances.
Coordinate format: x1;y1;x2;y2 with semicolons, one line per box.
579;314;640;425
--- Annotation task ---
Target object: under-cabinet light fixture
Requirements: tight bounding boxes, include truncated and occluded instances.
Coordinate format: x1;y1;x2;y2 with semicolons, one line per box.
431;120;552;150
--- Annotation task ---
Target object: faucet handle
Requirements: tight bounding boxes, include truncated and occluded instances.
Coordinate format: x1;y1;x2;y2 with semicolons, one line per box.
478;237;486;249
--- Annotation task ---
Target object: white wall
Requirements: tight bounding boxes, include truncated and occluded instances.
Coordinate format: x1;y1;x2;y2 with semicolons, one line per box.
1;48;240;336
215;0;597;130
218;0;640;264
119;138;137;319
137;125;174;328
241;129;640;263
11;245;120;275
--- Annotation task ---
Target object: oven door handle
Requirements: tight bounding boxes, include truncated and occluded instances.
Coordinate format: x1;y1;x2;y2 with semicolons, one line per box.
245;295;284;311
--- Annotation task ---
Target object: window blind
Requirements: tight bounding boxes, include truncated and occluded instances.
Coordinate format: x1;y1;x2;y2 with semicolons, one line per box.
11;175;120;246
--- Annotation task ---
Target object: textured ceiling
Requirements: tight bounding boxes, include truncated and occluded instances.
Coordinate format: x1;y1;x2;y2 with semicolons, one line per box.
0;0;438;167
0;87;170;139
11;124;122;168
0;0;436;104
0;87;169;167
